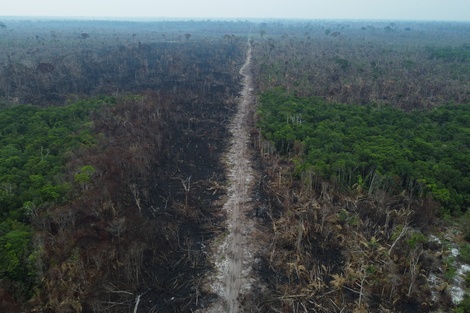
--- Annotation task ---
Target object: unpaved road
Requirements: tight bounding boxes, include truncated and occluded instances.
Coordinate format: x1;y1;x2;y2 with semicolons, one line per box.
202;41;257;312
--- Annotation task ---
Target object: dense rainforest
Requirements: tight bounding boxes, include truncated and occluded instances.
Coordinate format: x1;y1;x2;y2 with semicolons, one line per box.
0;98;110;299
257;89;470;216
0;18;469;312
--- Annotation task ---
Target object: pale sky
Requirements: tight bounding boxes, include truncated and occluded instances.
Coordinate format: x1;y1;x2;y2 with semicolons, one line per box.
1;0;469;21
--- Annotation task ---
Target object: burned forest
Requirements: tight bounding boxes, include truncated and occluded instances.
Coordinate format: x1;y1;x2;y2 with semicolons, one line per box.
0;19;470;313
0;20;248;312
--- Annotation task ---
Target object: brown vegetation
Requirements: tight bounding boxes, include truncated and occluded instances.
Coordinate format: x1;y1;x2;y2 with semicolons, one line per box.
251;150;450;312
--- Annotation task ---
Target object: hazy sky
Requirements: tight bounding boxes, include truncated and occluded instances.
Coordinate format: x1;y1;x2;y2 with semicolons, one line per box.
2;0;469;21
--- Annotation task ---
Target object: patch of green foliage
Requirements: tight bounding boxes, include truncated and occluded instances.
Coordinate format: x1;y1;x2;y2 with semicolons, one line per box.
459;243;470;264
0;96;114;299
427;44;470;62
407;231;427;248
257;88;470;215
455;296;470;313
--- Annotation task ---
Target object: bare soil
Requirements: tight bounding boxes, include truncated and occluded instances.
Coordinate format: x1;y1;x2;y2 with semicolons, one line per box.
201;41;262;312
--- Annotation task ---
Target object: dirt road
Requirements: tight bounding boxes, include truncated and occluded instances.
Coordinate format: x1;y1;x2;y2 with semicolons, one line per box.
203;41;257;312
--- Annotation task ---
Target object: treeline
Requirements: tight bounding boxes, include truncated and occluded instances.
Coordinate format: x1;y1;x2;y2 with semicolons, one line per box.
257;88;470;216
0;20;250;105
0;97;112;305
251;21;470;109
0;40;243;105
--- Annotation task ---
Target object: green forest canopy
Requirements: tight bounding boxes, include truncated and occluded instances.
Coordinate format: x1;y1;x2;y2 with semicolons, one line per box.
257;88;470;216
0;97;114;296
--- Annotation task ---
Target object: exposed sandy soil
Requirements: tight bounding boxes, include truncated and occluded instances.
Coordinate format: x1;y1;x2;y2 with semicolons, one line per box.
201;41;260;312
